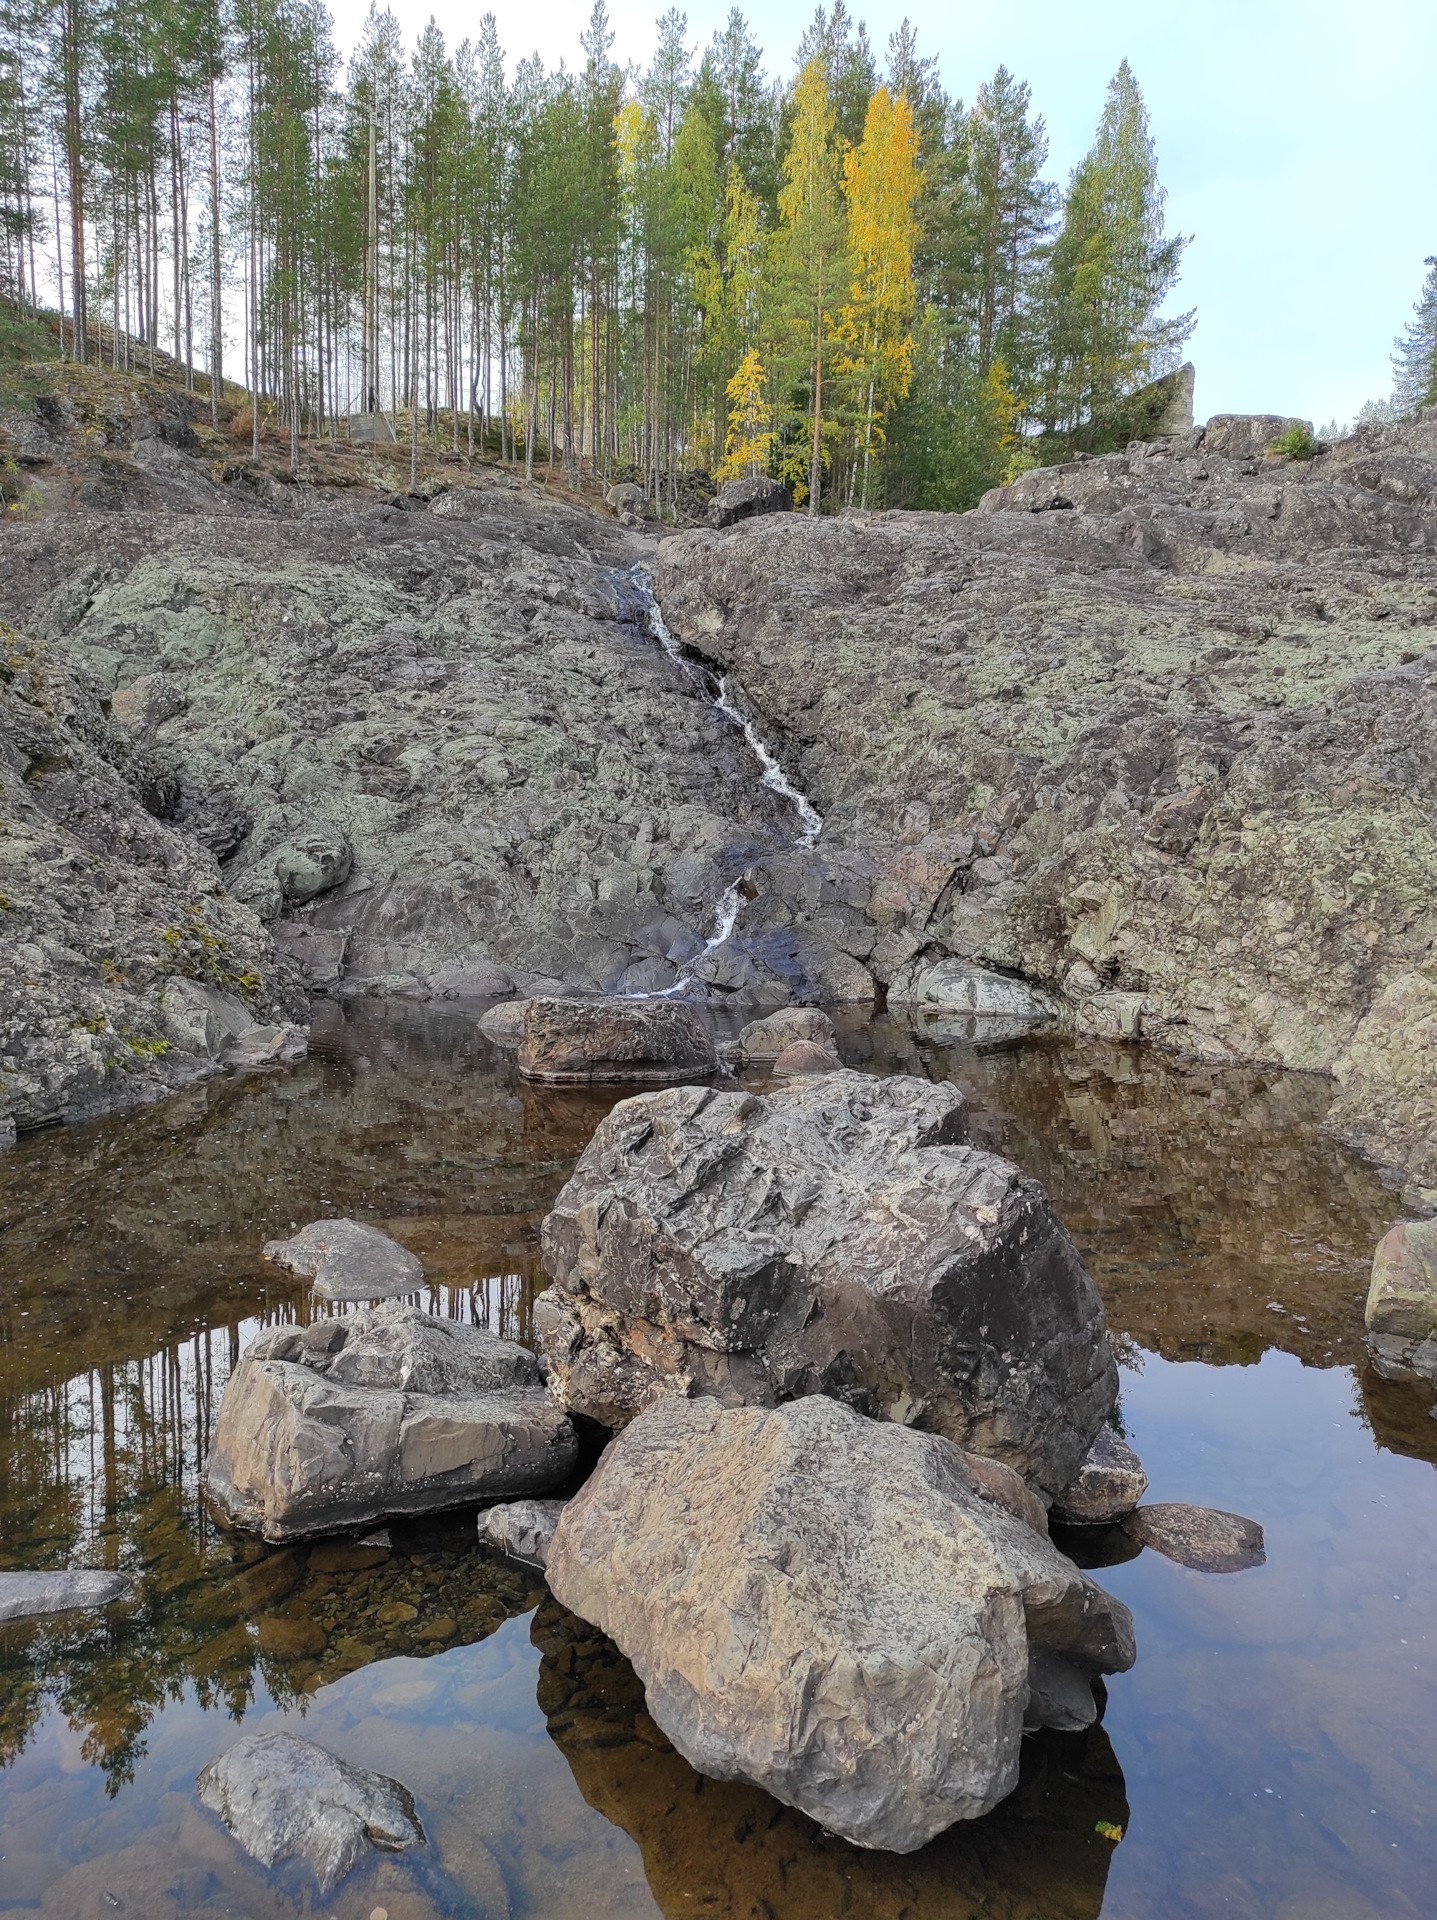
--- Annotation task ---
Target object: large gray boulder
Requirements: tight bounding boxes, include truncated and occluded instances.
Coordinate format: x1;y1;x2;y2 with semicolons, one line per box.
262;1217;425;1302
707;475;793;529
537;1070;1117;1495
546;1394;1136;1851
205;1303;577;1540
0;1569;130;1622
197;1731;424;1893
1364;1217;1437;1379
517;996;717;1085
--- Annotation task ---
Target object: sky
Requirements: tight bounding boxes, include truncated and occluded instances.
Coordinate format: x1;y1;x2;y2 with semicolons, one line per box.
327;0;1437;430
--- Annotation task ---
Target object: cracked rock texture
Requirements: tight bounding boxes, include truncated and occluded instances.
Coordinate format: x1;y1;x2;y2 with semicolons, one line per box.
655;411;1437;1201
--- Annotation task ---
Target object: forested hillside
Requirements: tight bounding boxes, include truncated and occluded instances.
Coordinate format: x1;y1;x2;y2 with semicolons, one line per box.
0;0;1194;510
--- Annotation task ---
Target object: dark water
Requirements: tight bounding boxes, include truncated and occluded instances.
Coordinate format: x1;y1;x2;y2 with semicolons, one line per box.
0;1000;1433;1919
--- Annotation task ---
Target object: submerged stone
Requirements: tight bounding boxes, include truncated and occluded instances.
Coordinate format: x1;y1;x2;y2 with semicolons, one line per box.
1122;1503;1266;1573
477;1497;569;1570
0;1569;130;1622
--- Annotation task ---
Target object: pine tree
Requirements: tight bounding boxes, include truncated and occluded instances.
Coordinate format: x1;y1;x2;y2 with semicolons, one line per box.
838;84;917;505
1392;256;1437;415
769;55;847;514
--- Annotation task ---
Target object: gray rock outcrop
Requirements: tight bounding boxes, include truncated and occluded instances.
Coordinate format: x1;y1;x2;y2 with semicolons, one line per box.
545;1393;1136;1851
205;1302;577;1540
1364;1217;1437;1379
197;1731;424;1893
476;1497;568;1569
537;1070;1117;1494
262;1217;425;1301
516;996;718;1084
707;476;793;529
0;1569;131;1622
1122;1502;1266;1573
735;1006;836;1059
1051;1427;1150;1525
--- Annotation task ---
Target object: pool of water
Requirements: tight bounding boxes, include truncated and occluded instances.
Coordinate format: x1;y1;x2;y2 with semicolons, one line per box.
1;999;1433;1918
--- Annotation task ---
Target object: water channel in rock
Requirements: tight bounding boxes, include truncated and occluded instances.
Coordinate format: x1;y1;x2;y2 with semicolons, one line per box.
1;998;1434;1918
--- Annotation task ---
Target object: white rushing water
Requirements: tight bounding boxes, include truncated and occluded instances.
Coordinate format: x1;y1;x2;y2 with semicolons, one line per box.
621;567;825;992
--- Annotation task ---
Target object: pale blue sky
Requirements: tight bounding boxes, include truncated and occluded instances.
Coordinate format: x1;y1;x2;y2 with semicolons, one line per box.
330;0;1437;428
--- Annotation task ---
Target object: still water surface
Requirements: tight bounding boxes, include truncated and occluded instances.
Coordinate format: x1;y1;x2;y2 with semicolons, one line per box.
0;1000;1433;1918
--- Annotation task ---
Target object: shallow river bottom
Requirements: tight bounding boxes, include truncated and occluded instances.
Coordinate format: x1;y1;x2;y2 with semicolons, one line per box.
1;999;1434;1919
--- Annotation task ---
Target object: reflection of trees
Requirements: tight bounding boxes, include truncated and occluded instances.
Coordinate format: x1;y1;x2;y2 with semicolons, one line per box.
532;1597;1128;1920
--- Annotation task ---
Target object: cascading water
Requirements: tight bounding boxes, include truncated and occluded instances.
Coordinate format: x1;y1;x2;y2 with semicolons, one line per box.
619;565;824;993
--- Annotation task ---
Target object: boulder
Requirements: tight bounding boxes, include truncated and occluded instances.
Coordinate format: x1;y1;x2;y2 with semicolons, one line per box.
771;1038;843;1074
537;1071;1117;1496
1364;1218;1437;1379
898;958;1056;1027
479;997;533;1046
111;670;187;738
1202;413;1309;461
1122;1503;1265;1573
737;1006;837;1060
0;1569;130;1622
1051;1427;1149;1525
197;1731;424;1894
477;1497;569;1570
545;1394;1136;1851
262;1218;425;1302
606;481;649;517
517;996;717;1085
205;1303;577;1541
707;476;793;529
220;1022;309;1069
160;978;255;1059
272;827;352;904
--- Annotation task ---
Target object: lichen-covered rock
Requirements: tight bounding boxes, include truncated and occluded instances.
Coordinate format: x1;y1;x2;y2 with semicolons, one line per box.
197;1732;424;1893
545;1394;1136;1850
537;1070;1117;1494
1051;1427;1150;1525
262;1218;425;1301
517;996;717;1084
205;1303;576;1540
1364;1217;1437;1379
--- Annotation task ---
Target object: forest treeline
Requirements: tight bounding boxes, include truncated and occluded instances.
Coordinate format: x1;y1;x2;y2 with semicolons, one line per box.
0;0;1198;510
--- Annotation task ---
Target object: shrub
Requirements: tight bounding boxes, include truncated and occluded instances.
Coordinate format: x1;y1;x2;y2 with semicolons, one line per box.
1268;421;1318;461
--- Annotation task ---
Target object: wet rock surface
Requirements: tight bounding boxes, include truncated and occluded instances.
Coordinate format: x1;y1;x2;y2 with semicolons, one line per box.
476;1497;569;1569
516;995;718;1084
262;1217;425;1301
538;1070;1117;1493
1365;1217;1437;1380
196;1729;424;1892
205;1303;577;1540
655;411;1437;1197
1052;1427;1150;1525
1122;1502;1266;1573
545;1394;1135;1850
0;1569;130;1621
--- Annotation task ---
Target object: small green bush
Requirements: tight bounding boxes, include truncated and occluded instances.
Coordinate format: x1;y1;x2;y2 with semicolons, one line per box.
1268;421;1318;461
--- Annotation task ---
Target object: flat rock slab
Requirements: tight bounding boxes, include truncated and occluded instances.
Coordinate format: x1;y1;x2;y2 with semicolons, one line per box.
263;1219;424;1301
197;1731;424;1893
538;1071;1117;1495
518;996;718;1084
547;1394;1135;1852
477;1497;569;1570
205;1304;577;1540
1365;1218;1437;1379
0;1570;130;1622
1122;1503;1266;1573
1051;1427;1149;1525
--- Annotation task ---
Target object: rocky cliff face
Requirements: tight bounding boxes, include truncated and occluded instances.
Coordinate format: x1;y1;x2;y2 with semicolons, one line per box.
654;413;1437;1203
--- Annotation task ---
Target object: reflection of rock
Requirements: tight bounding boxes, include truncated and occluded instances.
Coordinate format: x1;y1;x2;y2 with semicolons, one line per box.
262;1217;425;1301
1052;1429;1149;1525
1364;1218;1437;1380
197;1730;424;1893
205;1304;577;1540
0;1569;130;1622
534;1595;1128;1919
1122;1503;1265;1573
517;997;718;1085
546;1395;1135;1850
476;1497;568;1569
1358;1359;1437;1466
539;1071;1117;1494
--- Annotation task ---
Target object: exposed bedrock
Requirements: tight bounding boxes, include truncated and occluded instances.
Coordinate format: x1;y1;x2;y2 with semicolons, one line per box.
653;410;1437;1201
544;1393;1136;1851
536;1069;1117;1495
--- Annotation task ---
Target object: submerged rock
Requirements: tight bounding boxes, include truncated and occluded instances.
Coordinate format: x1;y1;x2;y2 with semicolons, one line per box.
477;1497;569;1570
546;1394;1135;1851
1122;1503;1266;1573
0;1569;130;1622
1051;1428;1150;1525
197;1731;424;1893
538;1070;1116;1495
219;1022;309;1069
770;1037;843;1074
262;1217;425;1301
205;1303;577;1541
1364;1217;1437;1380
517;996;717;1085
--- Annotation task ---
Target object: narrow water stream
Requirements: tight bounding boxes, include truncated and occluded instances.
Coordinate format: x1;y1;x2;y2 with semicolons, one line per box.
1;1003;1433;1918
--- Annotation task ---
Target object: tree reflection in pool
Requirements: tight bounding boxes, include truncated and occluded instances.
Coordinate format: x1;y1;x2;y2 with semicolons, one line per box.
0;997;1432;1918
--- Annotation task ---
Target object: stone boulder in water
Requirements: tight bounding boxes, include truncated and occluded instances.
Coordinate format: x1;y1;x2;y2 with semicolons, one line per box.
537;1069;1117;1495
1364;1217;1437;1380
262;1217;424;1302
545;1394;1136;1851
205;1303;577;1541
517;996;718;1085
